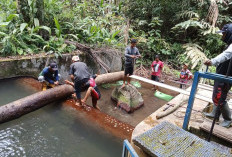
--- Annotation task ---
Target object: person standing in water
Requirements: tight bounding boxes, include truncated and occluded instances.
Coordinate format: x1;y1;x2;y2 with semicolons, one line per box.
122;39;141;87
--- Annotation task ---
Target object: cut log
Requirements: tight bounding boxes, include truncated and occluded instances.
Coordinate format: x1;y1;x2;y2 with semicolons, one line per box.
0;85;74;124
95;71;124;85
0;71;124;124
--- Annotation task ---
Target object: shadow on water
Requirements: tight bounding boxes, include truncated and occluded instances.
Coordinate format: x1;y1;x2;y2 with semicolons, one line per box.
0;78;122;157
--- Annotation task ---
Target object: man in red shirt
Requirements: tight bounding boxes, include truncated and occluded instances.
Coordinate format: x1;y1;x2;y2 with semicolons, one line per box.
151;55;163;90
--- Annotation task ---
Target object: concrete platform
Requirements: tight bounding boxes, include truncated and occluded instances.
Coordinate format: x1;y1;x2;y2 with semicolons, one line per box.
131;85;232;157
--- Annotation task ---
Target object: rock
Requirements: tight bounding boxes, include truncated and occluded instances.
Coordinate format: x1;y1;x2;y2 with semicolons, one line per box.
111;85;144;113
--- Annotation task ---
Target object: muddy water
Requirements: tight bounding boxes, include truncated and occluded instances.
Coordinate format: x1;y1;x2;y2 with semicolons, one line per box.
0;79;122;157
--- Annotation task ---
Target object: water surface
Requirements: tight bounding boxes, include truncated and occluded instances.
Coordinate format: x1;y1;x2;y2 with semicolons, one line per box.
0;79;122;157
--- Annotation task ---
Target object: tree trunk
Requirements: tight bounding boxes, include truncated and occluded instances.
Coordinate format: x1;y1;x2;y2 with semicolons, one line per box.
17;0;30;23
0;71;124;124
65;40;111;73
95;71;124;85
35;0;48;39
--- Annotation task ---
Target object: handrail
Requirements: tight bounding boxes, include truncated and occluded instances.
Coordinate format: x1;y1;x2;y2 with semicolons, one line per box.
122;139;139;157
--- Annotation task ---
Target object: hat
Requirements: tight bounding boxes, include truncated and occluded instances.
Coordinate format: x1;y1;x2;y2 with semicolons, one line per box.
217;23;232;33
72;56;80;62
183;63;188;67
49;62;58;71
131;39;137;43
155;55;159;58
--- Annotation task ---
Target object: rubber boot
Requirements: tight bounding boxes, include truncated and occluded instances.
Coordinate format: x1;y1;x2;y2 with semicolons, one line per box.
220;103;232;128
42;82;47;91
204;104;220;120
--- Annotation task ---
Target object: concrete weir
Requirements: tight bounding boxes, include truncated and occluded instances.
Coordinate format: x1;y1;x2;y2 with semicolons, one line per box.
130;84;232;156
0;51;122;80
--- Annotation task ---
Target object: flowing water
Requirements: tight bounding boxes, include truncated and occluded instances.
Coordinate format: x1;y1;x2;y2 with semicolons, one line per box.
0;79;122;157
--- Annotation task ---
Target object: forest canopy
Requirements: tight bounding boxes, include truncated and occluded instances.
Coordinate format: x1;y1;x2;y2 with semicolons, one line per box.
0;0;231;69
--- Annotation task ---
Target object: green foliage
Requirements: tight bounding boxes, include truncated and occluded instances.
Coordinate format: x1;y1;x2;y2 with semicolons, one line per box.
0;0;231;74
0;0;125;56
182;43;208;69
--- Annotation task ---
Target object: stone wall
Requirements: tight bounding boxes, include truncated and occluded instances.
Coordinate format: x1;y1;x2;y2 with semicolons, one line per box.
0;51;122;81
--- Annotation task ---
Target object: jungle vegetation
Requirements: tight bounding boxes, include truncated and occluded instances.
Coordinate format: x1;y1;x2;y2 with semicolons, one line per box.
0;0;232;69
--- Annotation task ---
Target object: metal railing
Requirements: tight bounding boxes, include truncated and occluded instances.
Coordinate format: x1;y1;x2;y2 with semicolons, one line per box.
122;139;139;157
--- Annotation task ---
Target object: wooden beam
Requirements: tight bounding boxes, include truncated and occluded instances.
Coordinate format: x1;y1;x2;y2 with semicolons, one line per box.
130;75;213;103
200;121;232;143
198;83;213;91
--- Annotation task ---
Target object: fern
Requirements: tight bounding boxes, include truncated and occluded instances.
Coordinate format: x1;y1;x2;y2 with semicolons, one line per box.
172;19;204;30
176;11;199;20
183;43;208;69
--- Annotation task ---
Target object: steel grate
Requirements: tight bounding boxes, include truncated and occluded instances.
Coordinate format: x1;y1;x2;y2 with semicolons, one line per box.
133;121;231;157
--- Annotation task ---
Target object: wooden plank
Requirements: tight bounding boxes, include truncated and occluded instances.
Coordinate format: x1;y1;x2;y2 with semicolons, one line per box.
198;84;213;91
130;75;213;103
200;121;232;143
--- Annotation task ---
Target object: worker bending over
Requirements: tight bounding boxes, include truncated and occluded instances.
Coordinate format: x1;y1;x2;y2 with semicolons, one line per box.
68;55;91;106
66;74;101;110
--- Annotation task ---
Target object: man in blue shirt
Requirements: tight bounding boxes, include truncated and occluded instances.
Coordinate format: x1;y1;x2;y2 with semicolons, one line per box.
38;62;60;91
122;39;141;87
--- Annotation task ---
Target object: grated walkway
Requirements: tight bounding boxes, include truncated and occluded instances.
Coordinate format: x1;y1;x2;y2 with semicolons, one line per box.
133;121;231;157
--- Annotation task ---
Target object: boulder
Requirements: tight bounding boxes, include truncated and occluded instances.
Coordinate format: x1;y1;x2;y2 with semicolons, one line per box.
111;85;144;113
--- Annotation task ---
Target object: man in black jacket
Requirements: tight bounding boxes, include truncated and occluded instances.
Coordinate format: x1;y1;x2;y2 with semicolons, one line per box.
204;23;232;128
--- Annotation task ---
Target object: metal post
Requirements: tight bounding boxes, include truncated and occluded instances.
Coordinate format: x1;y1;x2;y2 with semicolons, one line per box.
122;140;139;157
207;106;220;142
182;72;200;130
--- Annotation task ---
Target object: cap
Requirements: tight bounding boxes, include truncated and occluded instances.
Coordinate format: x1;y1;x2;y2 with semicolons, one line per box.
217;23;232;33
131;39;137;43
72;56;80;62
183;63;188;67
49;62;58;71
155;55;159;58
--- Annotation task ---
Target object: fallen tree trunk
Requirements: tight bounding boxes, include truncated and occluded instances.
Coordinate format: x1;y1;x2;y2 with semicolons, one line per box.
95;71;124;85
0;71;124;124
65;40;110;73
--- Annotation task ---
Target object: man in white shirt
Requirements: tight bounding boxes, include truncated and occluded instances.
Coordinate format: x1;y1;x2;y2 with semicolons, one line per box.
204;23;232;128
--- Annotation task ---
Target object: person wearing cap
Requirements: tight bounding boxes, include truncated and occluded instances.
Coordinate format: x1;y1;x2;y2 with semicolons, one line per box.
179;63;192;89
204;23;232;128
65;74;101;110
69;55;91;106
38;62;60;91
151;55;164;91
122;39;141;87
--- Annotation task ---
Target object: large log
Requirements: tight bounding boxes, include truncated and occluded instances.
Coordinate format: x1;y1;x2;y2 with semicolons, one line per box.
0;71;124;124
95;71;124;85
